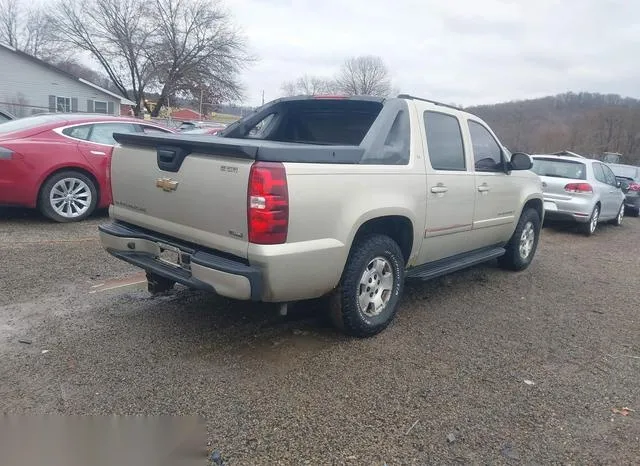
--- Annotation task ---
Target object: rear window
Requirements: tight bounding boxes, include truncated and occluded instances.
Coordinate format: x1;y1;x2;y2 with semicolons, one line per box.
0;114;68;134
531;158;587;180
227;99;384;146
609;165;639;181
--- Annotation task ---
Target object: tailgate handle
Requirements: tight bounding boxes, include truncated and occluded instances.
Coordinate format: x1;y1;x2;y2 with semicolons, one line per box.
157;146;191;172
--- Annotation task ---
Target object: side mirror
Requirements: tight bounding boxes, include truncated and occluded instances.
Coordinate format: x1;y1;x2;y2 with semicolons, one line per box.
616;180;621;188
508;152;533;171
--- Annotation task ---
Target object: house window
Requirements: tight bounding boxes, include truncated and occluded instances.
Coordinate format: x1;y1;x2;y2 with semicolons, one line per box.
56;97;71;113
94;101;108;114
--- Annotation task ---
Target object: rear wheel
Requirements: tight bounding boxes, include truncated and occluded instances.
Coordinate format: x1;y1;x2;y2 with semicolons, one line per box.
579;205;599;236
329;234;405;338
498;208;541;271
612;203;624;226
39;170;98;223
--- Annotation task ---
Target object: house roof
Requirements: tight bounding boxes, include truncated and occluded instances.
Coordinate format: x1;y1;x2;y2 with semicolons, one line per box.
0;42;135;106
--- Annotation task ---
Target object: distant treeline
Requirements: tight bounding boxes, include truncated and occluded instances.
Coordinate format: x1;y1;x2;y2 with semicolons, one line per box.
468;92;640;165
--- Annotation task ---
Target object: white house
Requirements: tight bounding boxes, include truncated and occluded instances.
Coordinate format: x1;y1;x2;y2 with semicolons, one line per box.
0;42;134;117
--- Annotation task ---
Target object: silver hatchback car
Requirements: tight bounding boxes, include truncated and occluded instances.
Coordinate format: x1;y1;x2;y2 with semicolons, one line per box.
531;154;626;235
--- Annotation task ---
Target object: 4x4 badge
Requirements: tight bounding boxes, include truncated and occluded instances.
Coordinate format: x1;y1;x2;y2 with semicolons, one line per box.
156;178;179;192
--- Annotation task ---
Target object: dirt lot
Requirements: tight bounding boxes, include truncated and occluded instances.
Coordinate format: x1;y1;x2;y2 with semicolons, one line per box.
1;208;639;464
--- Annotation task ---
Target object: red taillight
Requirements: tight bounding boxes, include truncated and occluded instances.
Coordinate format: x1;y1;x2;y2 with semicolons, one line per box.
248;161;288;244
564;182;593;193
629;182;640;192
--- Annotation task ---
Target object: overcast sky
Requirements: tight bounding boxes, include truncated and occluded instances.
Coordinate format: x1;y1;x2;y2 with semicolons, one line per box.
228;0;640;107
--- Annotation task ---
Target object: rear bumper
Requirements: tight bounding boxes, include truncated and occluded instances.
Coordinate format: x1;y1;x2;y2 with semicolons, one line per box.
542;196;595;223
98;221;262;301
624;193;640;209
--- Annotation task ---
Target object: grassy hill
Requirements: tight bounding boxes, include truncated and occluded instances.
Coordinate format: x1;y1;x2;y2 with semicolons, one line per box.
467;92;640;165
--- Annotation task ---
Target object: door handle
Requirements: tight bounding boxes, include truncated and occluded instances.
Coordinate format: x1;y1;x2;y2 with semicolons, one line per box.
90;150;106;155
478;184;490;192
431;186;448;194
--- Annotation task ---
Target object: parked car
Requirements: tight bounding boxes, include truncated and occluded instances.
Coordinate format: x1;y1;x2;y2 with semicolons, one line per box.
181;126;225;136
99;95;543;337
531;154;626;235
177;120;226;132
0;109;15;123
607;163;640;217
0;113;174;222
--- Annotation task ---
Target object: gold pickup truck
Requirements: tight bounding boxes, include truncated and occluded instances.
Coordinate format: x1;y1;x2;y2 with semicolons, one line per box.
99;95;543;337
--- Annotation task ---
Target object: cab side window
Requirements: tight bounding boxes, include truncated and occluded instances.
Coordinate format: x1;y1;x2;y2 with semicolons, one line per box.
423;111;466;171
468;120;503;172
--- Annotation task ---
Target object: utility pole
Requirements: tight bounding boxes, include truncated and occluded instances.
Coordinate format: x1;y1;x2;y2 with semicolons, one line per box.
199;88;204;118
261;90;265;106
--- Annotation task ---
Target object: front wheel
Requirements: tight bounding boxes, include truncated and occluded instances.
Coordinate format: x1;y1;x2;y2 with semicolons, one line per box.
329;234;405;338
39;170;98;222
498;208;541;271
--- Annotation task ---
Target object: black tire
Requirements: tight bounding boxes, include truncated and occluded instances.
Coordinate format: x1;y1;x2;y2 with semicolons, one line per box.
498;208;541;271
612;203;624;226
39;170;98;223
579;204;599;236
329;234;405;338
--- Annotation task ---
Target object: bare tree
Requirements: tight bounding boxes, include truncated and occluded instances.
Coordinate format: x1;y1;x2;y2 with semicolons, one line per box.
22;9;63;60
281;74;338;96
0;0;19;46
335;55;392;97
49;0;154;115
0;0;61;59
146;0;251;116
50;0;249;116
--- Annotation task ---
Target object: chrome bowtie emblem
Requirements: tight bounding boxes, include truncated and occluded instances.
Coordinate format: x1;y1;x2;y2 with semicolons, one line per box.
156;177;179;192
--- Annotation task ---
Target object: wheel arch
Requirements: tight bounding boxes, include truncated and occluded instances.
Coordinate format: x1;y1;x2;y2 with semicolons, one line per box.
522;197;544;223
347;213;416;264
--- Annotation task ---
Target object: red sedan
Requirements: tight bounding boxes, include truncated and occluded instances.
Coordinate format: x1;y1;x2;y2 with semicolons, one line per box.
0;114;173;222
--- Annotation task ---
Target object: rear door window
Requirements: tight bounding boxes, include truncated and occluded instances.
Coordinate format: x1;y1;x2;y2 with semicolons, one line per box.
423;111;466;171
88;123;138;145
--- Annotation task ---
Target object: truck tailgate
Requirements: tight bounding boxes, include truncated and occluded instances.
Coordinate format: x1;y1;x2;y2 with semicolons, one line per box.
109;133;256;260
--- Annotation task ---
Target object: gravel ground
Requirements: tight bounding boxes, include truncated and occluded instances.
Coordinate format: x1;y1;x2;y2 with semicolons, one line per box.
1;207;639;465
